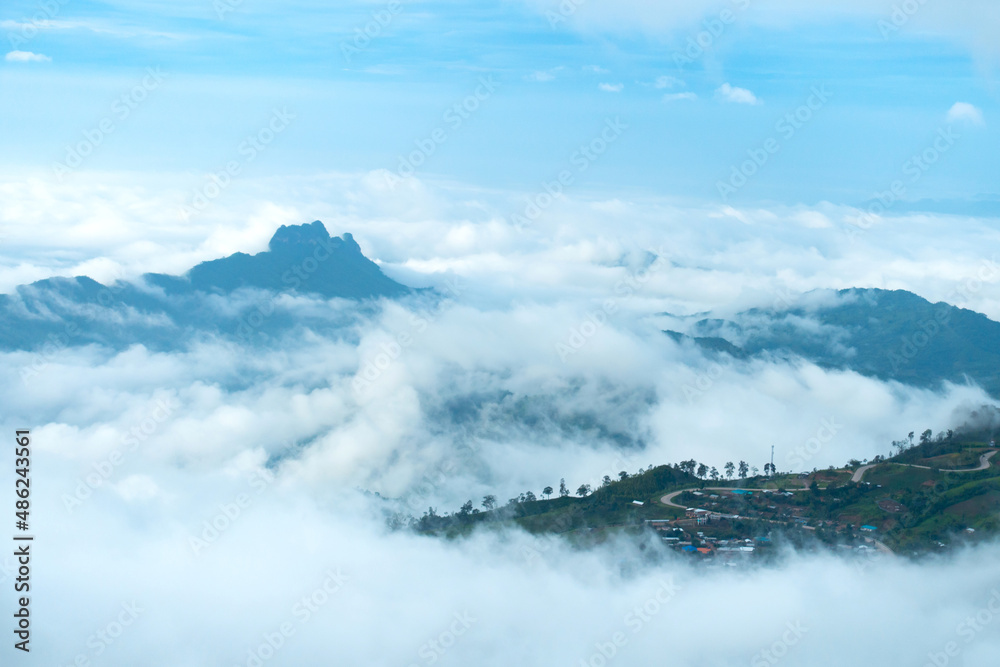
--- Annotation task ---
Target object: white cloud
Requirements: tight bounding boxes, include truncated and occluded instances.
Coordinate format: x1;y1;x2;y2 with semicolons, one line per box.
526;67;563;82
519;0;1000;64
5;50;52;62
598;82;624;92
584;64;609;73
663;92;697;102
3;170;1000;662
716;83;760;105
654;75;683;89
947;102;985;125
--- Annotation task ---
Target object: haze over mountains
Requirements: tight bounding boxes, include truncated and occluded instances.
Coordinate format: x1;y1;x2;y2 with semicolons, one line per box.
4;219;998;399
666;288;1000;398
1;221;410;352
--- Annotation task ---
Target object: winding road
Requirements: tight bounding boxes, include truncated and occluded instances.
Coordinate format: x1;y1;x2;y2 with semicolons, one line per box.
660;486;803;509
852;450;997;483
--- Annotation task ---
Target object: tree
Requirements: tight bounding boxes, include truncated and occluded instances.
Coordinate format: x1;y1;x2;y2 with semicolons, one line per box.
524;491;537;502
908;431;915;446
920;429;933;446
725;462;735;480
459;500;473;516
559;478;569;497
602;475;613;487
738;461;749;479
577;484;591;497
481;495;496;511
751;466;759;477
679;459;697;475
619;471;629;481
697;463;709;479
542;486;554;499
710;467;720;481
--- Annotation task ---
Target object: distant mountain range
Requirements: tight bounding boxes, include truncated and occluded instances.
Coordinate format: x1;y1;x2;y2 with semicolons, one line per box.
1;221;410;352
666;288;1000;397
4;223;999;399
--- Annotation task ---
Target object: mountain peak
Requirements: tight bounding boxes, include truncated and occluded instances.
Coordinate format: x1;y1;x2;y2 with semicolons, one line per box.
183;221;408;299
269;220;333;251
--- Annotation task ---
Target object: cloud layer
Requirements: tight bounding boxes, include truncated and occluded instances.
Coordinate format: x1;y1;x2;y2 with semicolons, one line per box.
2;170;1000;664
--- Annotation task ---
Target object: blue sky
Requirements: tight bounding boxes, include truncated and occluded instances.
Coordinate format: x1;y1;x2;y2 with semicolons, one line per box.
1;0;998;210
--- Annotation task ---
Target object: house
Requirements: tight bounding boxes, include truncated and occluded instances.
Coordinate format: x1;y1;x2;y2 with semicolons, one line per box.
861;525;877;532
632;500;644;506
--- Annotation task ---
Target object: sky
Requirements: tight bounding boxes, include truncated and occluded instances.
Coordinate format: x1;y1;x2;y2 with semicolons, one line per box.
3;2;1000;666
1;0;998;208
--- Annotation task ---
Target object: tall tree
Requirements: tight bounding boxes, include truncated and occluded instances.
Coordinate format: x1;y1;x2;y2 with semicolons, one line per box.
481;495;496;511
738;461;749;479
559;478;569;497
542;486;554;499
724;462;735;480
696;463;709;479
710;467;720;481
577;484;591;497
